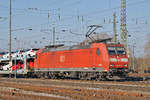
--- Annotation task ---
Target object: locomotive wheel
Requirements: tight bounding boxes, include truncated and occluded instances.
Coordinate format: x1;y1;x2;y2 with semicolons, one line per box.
96;76;106;81
78;72;87;80
95;72;106;81
43;72;49;79
36;72;45;78
48;72;57;79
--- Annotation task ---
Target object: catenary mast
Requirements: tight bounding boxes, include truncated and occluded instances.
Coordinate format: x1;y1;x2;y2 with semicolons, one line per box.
120;0;128;48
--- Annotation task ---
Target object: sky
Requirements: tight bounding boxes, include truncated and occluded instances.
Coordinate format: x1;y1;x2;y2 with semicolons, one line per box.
0;0;150;57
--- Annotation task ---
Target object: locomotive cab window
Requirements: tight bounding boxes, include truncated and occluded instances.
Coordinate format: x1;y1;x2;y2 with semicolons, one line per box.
35;54;37;59
107;47;126;55
116;47;126;55
96;48;100;56
107;47;116;55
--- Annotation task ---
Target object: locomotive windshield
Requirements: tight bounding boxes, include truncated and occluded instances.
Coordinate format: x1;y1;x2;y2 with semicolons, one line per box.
107;47;126;55
116;47;126;54
107;47;116;55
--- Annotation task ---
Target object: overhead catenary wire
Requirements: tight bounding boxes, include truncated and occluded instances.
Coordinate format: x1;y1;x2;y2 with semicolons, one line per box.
0;0;149;28
0;0;150;51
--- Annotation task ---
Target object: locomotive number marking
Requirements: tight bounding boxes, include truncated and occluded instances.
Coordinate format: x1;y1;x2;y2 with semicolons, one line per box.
98;64;102;66
60;56;65;63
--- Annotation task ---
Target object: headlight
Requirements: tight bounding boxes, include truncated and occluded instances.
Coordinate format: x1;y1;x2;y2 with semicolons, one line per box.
110;58;117;62
110;64;114;67
124;64;128;67
121;58;128;62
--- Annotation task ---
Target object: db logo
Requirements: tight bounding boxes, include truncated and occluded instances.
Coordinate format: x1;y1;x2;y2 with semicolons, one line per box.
60;56;65;62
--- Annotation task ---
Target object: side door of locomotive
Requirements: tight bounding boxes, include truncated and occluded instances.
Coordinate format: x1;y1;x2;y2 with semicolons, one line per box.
95;48;103;68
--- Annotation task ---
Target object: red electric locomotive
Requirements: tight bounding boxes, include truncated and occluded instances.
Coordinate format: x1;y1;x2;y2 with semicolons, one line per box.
31;42;128;80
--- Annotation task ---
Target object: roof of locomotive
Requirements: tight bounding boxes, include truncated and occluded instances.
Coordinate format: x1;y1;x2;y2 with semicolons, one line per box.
106;43;124;47
42;44;92;53
40;38;124;53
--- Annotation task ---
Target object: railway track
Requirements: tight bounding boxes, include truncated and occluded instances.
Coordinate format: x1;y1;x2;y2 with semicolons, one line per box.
0;78;150;100
0;78;150;92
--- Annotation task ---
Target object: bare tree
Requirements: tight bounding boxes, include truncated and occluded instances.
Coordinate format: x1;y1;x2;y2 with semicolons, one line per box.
143;33;150;72
144;33;150;57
